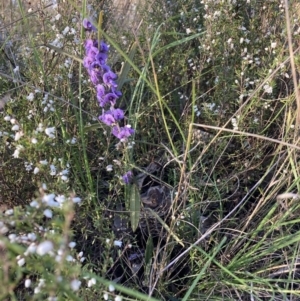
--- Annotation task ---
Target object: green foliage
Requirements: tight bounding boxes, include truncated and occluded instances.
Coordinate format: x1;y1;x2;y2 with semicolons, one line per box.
1;0;300;300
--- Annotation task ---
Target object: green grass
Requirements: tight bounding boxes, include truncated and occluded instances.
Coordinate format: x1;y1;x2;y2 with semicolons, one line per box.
1;0;300;300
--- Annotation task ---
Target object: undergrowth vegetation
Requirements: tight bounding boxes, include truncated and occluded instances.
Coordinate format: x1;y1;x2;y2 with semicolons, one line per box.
1;0;300;300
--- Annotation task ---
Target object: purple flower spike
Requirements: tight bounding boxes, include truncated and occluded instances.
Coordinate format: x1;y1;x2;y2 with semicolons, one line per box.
122;171;133;184
103;71;118;87
99;111;115;126
83;18;97;32
112;126;134;141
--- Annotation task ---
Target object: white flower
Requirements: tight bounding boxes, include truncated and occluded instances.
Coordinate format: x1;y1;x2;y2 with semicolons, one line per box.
30;200;39;208
70;279;81;291
15;131;24;141
40;159;48;165
25;279;31;288
62;26;70;35
114;240;122;247
45;127;56;139
12;145;24;158
4;115;11;121
186;28;192;34
87;278;96;287
263;84;273;94
66;255;74;262
27;233;37;241
33;167;40;174
12;124;19;131
50;164;56;175
45;197;59;208
42;193;55;204
9;234;17;242
61;175;68;181
106;165;113;172
13;66;19;73
109;284;115;292
36;241;54;256
31;138;38;144
5;209;14;216
115;296;122;301
68;241;76;248
55;195;65;204
27;93;35;101
103;293;109;300
17;257;25;266
271;42;277;49
43;209;53;218
72;197;81;204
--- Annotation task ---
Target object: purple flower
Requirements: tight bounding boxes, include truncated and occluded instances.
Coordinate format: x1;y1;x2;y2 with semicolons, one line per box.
87;47;99;60
112;126;134;140
83;18;97;32
99;111;115;126
89;70;102;85
111;108;124;121
91;61;104;73
84;39;94;52
83;56;94;69
96;52;108;65
96;84;106;97
99;41;109;53
111;87;122;98
101;93;118;107
122;171;133;184
103;71;118;87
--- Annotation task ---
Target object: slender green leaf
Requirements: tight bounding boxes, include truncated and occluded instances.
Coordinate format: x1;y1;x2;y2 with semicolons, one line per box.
117;42;137;90
129;183;141;232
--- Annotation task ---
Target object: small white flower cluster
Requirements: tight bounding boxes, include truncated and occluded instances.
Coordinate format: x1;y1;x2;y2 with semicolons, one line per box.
30;192;81;208
263;84;273;94
193;105;201;117
41;94;55;113
3;115;24;142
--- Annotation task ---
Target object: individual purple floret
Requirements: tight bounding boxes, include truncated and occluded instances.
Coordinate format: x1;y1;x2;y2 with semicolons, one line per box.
99;109;124;126
100;93;118;107
83;18;97;32
122;171;133;184
96;52;108;65
103;71;118;88
111;108;124;121
112;126;134;141
99;111;116;126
